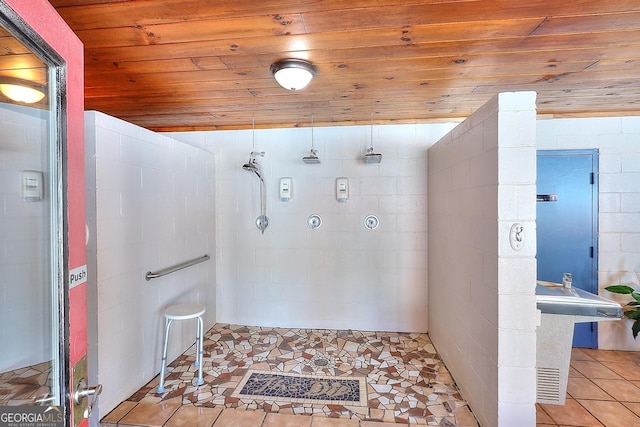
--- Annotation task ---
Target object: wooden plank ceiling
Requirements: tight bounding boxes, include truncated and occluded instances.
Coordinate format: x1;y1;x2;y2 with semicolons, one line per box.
47;0;640;131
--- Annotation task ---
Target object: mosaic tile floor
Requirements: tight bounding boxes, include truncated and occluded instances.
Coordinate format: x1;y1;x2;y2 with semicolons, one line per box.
109;323;478;426
0;361;53;406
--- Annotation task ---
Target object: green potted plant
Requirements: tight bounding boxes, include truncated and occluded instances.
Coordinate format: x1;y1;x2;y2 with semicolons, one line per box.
605;272;640;339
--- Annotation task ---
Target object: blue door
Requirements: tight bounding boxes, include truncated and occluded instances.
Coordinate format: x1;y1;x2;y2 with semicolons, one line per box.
537;150;599;348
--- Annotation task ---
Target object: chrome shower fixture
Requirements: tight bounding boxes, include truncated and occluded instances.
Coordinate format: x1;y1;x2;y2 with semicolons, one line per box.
242;151;269;234
303;148;321;164
302;116;321;164
242;151;265;179
364;114;382;164
364;146;382;164
242;161;258;173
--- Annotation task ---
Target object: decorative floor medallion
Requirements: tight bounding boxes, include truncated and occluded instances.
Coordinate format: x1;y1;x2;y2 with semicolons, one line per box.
232;370;367;406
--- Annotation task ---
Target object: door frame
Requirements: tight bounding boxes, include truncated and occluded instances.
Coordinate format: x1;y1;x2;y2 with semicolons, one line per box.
1;0;86;425
0;0;70;417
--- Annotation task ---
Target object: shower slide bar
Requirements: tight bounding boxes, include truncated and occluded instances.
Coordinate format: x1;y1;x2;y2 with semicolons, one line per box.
145;254;210;281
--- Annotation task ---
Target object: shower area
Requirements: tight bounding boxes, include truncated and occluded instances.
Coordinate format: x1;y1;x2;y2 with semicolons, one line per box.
92;92;540;427
98;114;481;423
88;115;439;421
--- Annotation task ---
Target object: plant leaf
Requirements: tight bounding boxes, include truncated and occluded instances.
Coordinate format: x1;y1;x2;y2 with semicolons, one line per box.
627;301;640;306
633;319;640;339
633;292;640;302
624;309;640;320
605;285;635;294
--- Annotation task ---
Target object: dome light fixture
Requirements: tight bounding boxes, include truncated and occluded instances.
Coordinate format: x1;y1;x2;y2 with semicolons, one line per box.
270;59;317;91
0;77;46;104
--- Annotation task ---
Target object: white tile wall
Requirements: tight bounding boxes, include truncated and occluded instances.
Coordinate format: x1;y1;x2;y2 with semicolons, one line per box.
167;122;458;332
538;116;640;351
428;93;537;427
85;111;216;418
0;104;51;372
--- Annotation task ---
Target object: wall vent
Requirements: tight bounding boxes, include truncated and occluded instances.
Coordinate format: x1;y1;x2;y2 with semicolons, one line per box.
537;367;561;404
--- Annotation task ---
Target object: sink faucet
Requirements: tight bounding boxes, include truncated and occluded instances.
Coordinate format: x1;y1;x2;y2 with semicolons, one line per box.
562;273;572;289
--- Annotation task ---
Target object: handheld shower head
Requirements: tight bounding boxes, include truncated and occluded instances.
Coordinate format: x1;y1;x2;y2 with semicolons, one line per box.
242;162;257;172
242;157;264;182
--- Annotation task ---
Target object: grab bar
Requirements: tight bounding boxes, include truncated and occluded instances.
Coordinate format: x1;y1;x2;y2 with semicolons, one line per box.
145;254;210;281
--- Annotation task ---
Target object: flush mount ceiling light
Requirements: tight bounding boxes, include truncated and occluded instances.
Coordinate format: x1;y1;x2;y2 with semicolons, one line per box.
270;59;317;91
0;77;46;104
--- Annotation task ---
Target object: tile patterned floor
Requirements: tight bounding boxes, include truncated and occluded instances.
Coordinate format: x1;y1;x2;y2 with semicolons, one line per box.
0;361;52;406
537;347;640;427
102;323;479;426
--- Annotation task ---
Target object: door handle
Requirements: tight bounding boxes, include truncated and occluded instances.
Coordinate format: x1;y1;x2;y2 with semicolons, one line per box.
537;194;558;202
73;378;103;419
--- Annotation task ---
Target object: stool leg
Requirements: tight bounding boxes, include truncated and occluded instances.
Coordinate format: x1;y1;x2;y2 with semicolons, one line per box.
196;315;204;386
157;318;173;393
194;317;201;368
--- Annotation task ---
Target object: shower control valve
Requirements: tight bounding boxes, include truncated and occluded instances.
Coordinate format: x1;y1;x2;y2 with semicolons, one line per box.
308;214;322;229
364;214;380;230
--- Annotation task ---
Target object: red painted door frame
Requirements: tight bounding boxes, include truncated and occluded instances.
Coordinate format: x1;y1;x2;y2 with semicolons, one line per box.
3;0;86;425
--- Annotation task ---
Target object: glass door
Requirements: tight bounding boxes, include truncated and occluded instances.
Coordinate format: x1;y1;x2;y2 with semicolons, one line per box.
0;8;66;410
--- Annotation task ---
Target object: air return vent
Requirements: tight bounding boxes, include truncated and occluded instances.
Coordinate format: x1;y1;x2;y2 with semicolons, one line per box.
537;367;561;404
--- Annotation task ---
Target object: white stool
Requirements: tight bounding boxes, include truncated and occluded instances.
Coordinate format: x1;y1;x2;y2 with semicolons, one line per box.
157;303;206;393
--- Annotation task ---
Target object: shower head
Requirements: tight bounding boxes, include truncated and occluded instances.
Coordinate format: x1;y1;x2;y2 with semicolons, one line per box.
302;148;321;164
242;162;264;181
364;153;382;164
364;146;382;164
302;156;321;164
242;162;258;172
